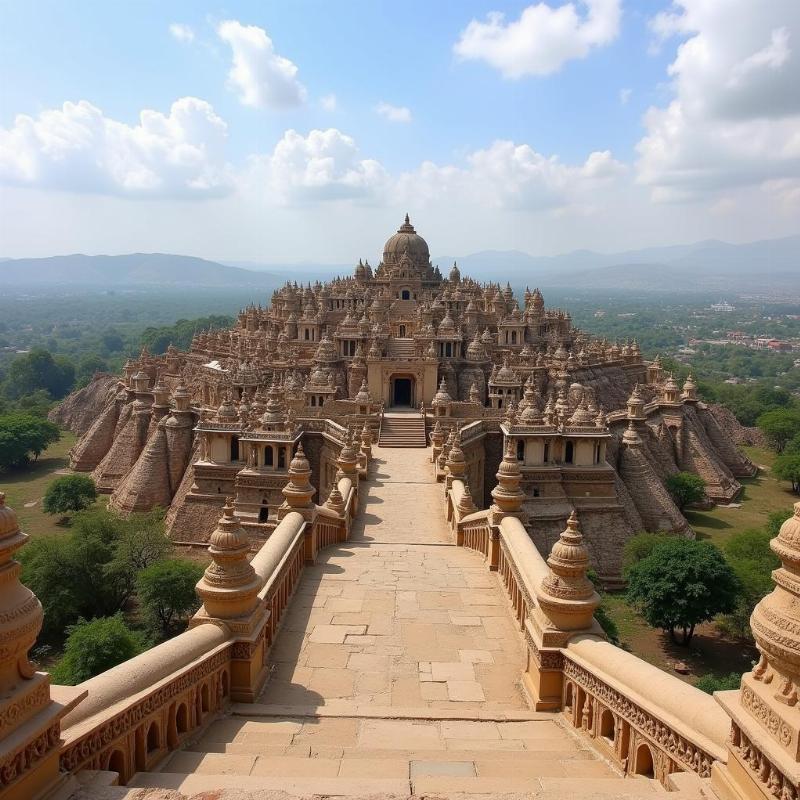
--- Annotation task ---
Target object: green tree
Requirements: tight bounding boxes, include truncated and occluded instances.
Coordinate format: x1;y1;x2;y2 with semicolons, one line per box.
626;538;739;645
695;673;741;694
757;409;800;453
786;434;800;455
622;532;663;575
0;413;60;469
720;528;779;639
51;615;146;685
136;559;203;637
140;315;233;353
100;329;125;355
19;535;80;640
3;348;75;400
20;507;170;640
14;389;55;418
773;453;800;494
665;472;707;510
105;509;169;605
43;474;97;517
75;354;109;387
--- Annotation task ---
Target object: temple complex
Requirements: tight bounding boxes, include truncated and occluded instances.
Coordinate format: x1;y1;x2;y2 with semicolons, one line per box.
63;215;754;582
0;217;795;800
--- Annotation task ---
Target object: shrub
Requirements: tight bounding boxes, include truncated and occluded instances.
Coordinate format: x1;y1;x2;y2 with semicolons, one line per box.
665;472;707;510
695;672;741;694
51;615;146;685
766;508;794;537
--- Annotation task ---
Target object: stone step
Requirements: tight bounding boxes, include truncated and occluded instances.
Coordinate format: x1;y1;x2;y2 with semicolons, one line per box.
169;750;612;779
379;416;427;448
130;771;410;796
129;770;668;798
190;741;597;761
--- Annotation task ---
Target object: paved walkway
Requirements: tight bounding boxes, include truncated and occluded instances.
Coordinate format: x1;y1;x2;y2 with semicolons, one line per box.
142;448;627;795
259;446;528;712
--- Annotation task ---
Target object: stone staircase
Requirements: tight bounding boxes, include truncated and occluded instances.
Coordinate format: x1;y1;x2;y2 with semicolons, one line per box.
378;414;427;447
387;337;417;359
116;707;672;798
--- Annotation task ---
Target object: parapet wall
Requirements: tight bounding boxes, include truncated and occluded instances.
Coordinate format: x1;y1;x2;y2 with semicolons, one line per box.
443;477;731;789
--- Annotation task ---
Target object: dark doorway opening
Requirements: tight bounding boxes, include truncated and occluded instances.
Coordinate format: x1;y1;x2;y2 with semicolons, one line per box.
259;506;269;522
393;378;412;407
401;290;411;300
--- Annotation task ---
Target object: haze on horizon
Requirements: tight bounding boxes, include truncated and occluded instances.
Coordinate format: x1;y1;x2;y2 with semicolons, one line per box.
1;0;798;264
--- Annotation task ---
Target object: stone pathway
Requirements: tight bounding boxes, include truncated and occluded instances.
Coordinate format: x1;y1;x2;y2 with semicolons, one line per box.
259;446;528;711
133;447;637;795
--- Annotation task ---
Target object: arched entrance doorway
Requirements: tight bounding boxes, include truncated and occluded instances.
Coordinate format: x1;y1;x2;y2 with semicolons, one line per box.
391;376;414;407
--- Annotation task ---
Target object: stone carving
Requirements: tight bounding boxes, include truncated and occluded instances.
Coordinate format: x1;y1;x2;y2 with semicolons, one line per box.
60;648;231;772
563;657;716;777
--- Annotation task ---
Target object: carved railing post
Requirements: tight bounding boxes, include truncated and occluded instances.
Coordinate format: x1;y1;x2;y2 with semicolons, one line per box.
191;499;267;702
487;438;526;570
0;493;85;800
525;511;600;710
713;502;800;800
278;443;319;561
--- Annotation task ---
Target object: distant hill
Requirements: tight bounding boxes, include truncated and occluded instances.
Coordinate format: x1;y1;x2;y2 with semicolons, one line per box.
0;253;285;288
435;234;800;292
2;233;797;294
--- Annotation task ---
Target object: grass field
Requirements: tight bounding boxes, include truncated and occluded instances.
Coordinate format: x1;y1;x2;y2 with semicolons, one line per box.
0;431;85;537
685;446;796;546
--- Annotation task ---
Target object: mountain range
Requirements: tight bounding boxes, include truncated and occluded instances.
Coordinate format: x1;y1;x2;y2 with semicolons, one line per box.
1;234;798;294
434;235;800;292
0;253;282;288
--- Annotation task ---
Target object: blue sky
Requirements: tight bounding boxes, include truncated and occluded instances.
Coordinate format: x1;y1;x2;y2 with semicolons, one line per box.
0;1;798;263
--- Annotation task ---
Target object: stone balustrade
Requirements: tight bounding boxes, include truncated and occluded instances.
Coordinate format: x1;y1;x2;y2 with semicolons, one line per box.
444;477;732;789
562;637;728;784
58;624;231;784
44;444;367;794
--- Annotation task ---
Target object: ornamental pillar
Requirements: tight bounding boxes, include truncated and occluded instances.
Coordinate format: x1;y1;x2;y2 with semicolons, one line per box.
191;500;267;702
0;493;85;800
713;503;800;800
526;511;600;711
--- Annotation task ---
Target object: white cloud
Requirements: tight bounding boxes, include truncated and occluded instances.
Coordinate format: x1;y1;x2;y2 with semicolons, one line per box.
619;87;632;105
454;0;621;78
217;20;306;109
256;128;389;203
375;102;412;123
320;93;337;112
0;97;233;198
637;0;800;201
169;23;195;44
728;27;790;88
398;140;624;211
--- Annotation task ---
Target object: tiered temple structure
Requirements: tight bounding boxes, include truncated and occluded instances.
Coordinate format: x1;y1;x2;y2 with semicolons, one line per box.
62;215;754;582
0;217;790;800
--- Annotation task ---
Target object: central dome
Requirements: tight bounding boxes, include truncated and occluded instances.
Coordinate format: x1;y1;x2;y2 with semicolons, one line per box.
382;214;430;266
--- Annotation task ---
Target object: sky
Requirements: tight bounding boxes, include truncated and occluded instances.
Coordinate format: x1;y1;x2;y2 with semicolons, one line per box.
0;0;798;264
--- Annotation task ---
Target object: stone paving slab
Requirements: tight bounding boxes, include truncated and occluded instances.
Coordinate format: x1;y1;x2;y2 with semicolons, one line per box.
259;447;528;714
